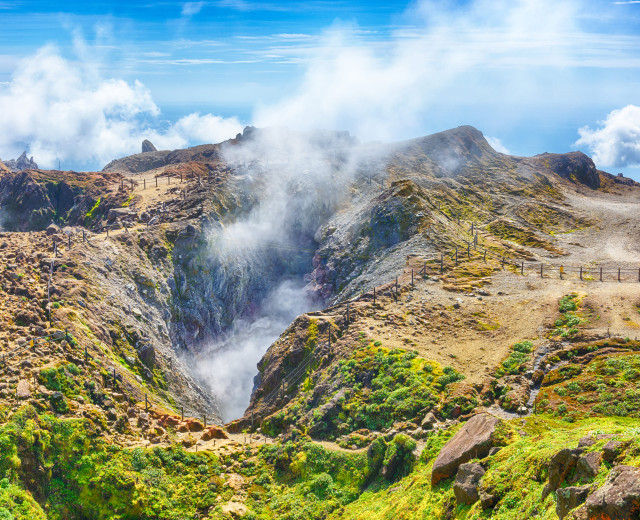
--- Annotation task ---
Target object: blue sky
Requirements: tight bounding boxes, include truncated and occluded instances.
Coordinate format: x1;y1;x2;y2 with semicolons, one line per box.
1;0;640;179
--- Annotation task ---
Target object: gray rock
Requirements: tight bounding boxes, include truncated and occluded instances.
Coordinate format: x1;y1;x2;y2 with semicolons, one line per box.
556;486;590;519
431;413;501;485
602;440;624;463
421;411;436;430
571;451;601;483
137;342;156;367
453;462;485;505
577;435;595;448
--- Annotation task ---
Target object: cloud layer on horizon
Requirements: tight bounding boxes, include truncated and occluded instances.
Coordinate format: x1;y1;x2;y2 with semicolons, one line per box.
0;45;243;169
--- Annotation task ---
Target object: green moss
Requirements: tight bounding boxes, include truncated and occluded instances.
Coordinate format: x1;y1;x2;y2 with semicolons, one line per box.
84;197;101;224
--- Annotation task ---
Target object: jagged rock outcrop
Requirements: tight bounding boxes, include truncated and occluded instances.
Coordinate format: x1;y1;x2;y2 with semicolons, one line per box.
142;139;157;153
431;413;501;485
543;448;584;498
0;159;9;173
4;151;38;172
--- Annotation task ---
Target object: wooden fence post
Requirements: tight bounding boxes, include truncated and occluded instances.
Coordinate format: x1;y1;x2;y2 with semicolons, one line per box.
521;262;524;275
441;252;444;272
411;269;414;286
580;267;582;280
155;176;158;187
455;248;458;264
501;256;505;269
560;266;563;280
68;234;71;249
143;179;146;189
467;242;470;259
145;394;148;412
618;268;621;282
373;287;376;306
600;267;603;282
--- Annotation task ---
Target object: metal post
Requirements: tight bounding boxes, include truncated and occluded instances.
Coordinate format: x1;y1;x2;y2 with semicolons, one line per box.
471;222;474;234
130;179;134;190
181;172;183;182
501;256;505;269
580;267;582;280
467;242;470;259
106;227;109;238
168;175;170;185
521;262;524;275
373;287;376;306
411;269;414;286
145;394;148;412
83;230;86;242
68;235;71;249
346;302;350;324
455;248;458;264
144;179;146;189
181;406;184;421
204;415;207;428
84;345;88;362
155;176;158;187
618;268;621;282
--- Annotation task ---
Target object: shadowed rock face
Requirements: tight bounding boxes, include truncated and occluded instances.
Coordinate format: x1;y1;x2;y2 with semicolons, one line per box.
534;152;600;189
431;413;501;485
142;139;157;153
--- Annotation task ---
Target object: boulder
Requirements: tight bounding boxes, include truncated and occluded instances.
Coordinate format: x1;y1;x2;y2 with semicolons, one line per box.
46;223;60;236
137;342;155;367
16;379;31;399
479;490;498;510
453;463;485;505
431;413;501;485
556;486;591;519
586;465;640;520
421;411;437;430
571;451;601;483
602;440;624;463
201;426;228;441
107;207;136;222
577;436;595;448
543;448;583;498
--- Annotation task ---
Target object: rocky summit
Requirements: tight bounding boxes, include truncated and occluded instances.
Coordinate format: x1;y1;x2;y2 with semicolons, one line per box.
0;125;640;520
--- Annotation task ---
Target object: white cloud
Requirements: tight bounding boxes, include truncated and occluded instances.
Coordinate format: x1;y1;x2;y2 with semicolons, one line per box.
181;2;206;16
252;0;624;142
575;105;640;167
486;136;510;155
0;45;243;169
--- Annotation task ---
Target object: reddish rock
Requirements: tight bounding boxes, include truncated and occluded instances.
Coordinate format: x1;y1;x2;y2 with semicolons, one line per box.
157;414;181;428
201;426;228;441
431;413;501;486
586;465;640;520
179;419;204;432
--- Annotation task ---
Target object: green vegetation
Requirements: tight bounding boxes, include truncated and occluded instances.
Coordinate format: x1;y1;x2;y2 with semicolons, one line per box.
84;197;101;224
551;294;586;338
262;346;465;439
495;340;533;376
538;350;640;420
